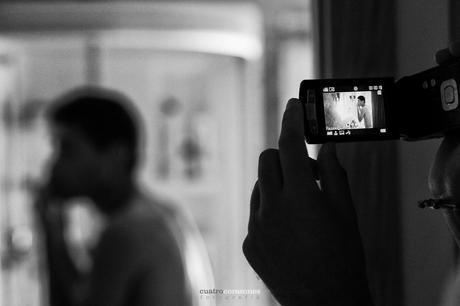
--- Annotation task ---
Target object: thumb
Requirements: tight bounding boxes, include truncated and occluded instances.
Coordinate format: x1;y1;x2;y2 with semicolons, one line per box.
317;143;356;225
317;143;367;282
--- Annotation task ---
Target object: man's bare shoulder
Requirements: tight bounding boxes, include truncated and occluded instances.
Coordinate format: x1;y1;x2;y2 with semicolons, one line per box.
96;192;183;264
87;192;190;306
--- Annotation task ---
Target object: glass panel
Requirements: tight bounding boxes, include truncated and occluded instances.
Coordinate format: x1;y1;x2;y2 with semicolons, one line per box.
0;35;87;306
99;48;260;301
0;32;267;306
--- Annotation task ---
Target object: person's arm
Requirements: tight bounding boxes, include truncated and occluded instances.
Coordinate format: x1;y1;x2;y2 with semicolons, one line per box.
363;107;372;128
357;104;364;122
83;220;189;306
243;99;373;306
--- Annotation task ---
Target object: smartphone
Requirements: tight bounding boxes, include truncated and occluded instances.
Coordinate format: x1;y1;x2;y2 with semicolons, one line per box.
300;61;460;143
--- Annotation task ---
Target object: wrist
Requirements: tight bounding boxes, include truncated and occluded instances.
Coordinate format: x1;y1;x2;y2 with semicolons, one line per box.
273;288;373;306
269;278;373;306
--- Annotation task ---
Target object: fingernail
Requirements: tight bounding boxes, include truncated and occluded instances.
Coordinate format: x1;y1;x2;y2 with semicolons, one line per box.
286;98;299;109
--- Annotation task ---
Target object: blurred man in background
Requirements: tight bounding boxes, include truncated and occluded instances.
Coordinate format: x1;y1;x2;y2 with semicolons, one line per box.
35;87;211;306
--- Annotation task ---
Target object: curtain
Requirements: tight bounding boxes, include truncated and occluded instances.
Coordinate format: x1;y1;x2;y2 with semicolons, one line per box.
371;92;386;128
316;1;402;306
451;0;460;42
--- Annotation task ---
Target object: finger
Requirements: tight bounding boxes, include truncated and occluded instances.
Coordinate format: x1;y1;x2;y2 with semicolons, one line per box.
243;184;271;280
435;48;455;66
258;149;282;218
278;98;317;191
242;236;268;281
449;41;460;57
317;143;356;224
248;180;260;234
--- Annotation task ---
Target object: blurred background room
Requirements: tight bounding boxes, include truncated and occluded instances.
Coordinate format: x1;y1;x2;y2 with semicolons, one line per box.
0;1;458;306
0;1;312;306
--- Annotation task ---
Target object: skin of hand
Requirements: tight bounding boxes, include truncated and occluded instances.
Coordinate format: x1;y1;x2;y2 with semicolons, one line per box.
243;99;373;306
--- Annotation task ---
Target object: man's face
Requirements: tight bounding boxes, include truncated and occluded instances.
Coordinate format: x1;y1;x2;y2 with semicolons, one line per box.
429;135;460;245
358;99;365;107
47;124;106;199
429;135;460;202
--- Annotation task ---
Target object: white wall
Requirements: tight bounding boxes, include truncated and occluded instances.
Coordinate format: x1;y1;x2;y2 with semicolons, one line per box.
397;1;455;306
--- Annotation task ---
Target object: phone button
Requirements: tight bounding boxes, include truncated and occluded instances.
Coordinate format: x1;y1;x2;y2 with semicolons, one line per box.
445;86;455;103
441;79;459;111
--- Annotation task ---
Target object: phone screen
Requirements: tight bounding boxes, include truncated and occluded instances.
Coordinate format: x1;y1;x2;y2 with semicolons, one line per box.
300;77;397;143
322;84;387;138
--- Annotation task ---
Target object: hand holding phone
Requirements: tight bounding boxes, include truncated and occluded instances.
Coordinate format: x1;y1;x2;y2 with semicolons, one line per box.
243;99;373;306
